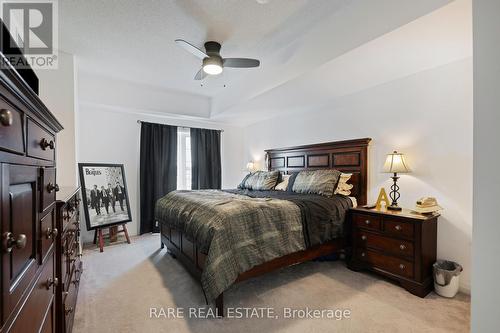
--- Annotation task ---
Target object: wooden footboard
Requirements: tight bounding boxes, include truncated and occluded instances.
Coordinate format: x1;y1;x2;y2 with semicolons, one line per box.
160;222;344;316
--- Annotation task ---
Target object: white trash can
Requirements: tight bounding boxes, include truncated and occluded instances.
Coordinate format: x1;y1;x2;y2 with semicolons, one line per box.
433;260;462;298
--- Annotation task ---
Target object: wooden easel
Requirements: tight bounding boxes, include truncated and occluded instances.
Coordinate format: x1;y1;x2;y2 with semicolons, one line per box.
93;223;131;252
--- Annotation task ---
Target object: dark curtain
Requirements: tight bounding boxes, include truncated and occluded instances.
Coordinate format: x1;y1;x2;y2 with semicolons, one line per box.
140;122;177;234
191;128;222;189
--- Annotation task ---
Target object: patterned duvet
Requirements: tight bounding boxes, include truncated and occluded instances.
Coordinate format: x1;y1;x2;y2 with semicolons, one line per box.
155;189;352;301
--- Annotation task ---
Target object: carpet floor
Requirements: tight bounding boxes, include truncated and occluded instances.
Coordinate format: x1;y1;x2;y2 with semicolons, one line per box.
73;234;470;333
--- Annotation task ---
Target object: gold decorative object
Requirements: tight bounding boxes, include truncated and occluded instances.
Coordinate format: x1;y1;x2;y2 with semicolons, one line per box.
375;188;390;210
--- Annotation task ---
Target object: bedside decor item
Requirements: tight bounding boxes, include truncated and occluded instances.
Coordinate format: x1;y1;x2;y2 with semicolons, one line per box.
375;187;390;210
414;197;443;214
382;150;411;210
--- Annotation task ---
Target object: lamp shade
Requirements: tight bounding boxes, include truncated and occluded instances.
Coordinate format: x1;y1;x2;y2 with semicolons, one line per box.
382;151;411;174
246;161;255;172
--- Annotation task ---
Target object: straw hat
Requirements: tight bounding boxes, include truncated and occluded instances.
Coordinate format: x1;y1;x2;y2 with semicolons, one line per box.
414;197;443;214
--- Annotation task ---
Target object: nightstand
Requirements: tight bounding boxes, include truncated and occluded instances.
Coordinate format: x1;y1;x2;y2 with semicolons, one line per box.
348;207;439;297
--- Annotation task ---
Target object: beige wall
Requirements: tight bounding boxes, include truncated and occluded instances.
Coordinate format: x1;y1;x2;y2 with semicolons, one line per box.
243;59;473;293
36;51;78;187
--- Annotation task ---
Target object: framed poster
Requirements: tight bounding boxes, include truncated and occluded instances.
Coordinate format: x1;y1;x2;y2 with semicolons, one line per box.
78;163;132;231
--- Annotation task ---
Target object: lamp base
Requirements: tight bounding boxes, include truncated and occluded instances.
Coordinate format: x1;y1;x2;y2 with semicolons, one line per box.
387;205;402;211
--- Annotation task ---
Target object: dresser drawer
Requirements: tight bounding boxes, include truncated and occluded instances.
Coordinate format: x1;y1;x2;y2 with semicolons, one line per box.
27;118;55;160
39;209;55;264
0;102;24;154
40;167;57;212
357;249;414;279
353;213;381;231
383;218;414;239
63;268;80;333
357;230;414;259
7;254;55;333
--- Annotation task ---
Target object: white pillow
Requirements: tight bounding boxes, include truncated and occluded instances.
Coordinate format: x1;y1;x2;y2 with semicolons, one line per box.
275;174;290;191
334;173;353;196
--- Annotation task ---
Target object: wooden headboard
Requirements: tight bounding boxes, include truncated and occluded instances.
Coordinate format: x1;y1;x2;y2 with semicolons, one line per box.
265;138;371;205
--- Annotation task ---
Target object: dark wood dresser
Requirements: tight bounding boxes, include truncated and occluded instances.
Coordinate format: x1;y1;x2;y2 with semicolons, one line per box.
55;188;82;333
0;37;81;333
348;207;439;297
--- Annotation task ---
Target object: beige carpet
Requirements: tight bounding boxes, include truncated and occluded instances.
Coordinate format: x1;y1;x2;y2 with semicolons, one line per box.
73;234;470;333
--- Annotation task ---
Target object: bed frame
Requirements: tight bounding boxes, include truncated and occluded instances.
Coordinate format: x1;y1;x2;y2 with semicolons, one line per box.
159;138;371;315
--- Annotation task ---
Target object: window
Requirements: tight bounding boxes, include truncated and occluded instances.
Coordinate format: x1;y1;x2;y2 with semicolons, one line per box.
177;128;191;190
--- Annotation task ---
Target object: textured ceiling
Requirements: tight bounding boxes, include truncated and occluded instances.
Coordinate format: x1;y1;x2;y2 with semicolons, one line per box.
60;0;341;96
60;0;459;123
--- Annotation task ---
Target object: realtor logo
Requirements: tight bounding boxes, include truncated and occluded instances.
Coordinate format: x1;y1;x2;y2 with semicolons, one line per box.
1;0;58;69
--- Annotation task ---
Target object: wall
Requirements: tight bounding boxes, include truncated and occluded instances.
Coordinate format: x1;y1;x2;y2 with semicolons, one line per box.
77;104;244;243
472;0;500;331
242;58;472;292
36;51;78;186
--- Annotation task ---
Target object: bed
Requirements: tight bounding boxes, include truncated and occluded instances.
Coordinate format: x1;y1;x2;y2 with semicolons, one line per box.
156;138;371;315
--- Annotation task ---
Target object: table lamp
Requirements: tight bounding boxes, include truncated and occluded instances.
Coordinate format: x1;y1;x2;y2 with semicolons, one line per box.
382;151;411;210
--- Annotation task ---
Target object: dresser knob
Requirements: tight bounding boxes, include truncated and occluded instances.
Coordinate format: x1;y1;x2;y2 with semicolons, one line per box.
0;109;13;126
361;252;366;257
45;227;58;239
399;244;406;250
46;277;58;289
399;264;405;270
361;235;367;241
3;232;27;252
40;138;55;150
47;183;59;193
395;225;402;231
365;220;371;225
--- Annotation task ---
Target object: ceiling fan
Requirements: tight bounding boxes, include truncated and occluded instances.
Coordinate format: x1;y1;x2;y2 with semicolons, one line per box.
175;39;260;80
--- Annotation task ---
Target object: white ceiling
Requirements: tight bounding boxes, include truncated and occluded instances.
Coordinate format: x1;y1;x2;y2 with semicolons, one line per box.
59;0;464;124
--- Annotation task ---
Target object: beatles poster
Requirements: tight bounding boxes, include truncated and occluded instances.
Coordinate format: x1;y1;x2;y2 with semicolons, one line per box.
78;163;132;230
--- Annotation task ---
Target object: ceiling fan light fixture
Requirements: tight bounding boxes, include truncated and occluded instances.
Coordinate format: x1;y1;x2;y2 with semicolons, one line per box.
203;64;222;75
202;56;223;75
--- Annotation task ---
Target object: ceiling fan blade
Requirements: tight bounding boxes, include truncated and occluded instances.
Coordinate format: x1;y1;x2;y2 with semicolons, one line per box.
175;39;208;59
223;58;260;68
194;68;207;80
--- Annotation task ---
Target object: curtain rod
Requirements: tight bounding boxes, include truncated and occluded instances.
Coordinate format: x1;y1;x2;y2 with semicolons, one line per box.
136;120;224;132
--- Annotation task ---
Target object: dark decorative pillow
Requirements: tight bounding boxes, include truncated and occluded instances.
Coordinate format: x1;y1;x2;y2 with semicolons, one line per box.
237;173;251;189
286;172;299;192
241;170;280;191
292;169;342;197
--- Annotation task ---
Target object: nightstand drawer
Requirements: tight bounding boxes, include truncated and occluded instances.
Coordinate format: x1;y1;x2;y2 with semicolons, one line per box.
383;218;414;239
353;213;381;231
357;231;414;259
357;249;414;279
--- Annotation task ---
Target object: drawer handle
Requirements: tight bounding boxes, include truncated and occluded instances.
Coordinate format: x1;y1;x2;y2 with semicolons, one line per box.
46;277;58;289
47;182;60;193
65;306;74;315
40;138;55;150
2;232;27;252
399;264;406;270
0;109;13;126
361;252;366;257
399;244;406;250
361;235;367;241
364;220;371;225
46;227;58;239
395;225;402;231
